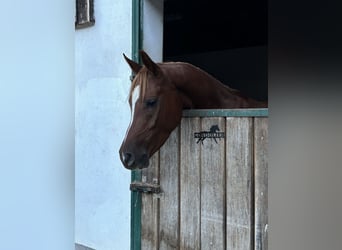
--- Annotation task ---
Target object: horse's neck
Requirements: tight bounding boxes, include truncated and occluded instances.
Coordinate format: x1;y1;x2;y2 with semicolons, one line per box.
165;63;266;109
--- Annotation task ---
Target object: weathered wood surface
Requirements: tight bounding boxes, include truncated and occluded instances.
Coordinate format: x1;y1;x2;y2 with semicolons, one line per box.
200;117;226;249
180;117;201;250
139;116;268;250
141;153;159;250
159;127;180;250
226;118;253;250
254;118;268;250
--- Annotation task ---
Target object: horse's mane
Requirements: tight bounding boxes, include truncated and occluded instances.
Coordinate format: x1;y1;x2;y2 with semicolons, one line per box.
170;61;244;96
128;62;263;107
128;67;150;103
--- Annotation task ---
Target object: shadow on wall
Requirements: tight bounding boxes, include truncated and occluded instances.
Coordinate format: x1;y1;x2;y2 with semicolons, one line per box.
75;243;95;250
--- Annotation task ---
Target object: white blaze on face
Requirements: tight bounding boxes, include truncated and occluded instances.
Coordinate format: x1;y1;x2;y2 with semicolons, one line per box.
122;85;140;146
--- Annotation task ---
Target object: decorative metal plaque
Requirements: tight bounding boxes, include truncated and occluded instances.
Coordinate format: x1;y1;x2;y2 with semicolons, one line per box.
75;0;95;29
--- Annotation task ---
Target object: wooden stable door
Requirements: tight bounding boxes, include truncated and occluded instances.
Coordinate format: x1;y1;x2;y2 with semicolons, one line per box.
131;110;268;250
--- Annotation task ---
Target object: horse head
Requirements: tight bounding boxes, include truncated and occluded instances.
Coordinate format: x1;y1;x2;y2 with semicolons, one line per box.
210;125;220;133
119;51;183;170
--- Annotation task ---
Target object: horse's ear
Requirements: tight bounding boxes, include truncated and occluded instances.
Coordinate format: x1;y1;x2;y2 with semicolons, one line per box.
140;50;161;76
123;53;142;74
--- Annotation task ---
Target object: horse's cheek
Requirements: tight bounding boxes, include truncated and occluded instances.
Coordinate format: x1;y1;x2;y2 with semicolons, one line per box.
167;106;181;132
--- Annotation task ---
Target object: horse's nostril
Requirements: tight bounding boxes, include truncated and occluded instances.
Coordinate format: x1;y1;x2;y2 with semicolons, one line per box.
122;152;135;167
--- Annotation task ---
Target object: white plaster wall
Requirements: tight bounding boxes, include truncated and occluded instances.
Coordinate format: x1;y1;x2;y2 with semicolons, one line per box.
75;1;132;249
143;0;164;60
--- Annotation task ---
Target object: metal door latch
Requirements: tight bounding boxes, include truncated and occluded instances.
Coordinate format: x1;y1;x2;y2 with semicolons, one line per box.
130;181;161;194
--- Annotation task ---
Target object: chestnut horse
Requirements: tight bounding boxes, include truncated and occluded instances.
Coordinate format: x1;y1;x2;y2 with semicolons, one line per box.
119;50;267;170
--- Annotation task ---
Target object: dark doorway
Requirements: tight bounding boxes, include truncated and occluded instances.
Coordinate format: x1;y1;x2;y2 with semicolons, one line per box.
163;0;267;102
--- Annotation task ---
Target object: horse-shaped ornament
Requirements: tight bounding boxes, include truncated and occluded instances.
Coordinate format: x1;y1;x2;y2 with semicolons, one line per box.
119;50;267;170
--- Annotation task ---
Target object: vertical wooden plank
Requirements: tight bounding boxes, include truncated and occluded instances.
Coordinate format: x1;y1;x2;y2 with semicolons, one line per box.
254;118;268;250
200;117;226;249
226;117;253;250
141;152;160;250
159;127;180;250
180;117;201;250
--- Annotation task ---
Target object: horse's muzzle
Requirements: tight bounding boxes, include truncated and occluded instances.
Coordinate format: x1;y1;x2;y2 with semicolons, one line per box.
120;151;149;170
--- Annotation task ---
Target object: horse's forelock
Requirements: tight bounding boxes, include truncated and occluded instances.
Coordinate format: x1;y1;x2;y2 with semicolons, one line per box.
129;68;149;103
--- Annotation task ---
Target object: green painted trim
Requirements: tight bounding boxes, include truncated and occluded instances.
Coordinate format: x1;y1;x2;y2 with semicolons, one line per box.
130;171;142;250
182;108;268;117
131;1;143;250
132;0;142;63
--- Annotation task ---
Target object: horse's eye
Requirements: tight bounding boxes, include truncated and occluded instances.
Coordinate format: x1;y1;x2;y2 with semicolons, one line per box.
145;98;157;108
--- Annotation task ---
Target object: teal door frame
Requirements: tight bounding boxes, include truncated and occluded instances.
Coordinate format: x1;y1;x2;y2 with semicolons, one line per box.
131;1;143;250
